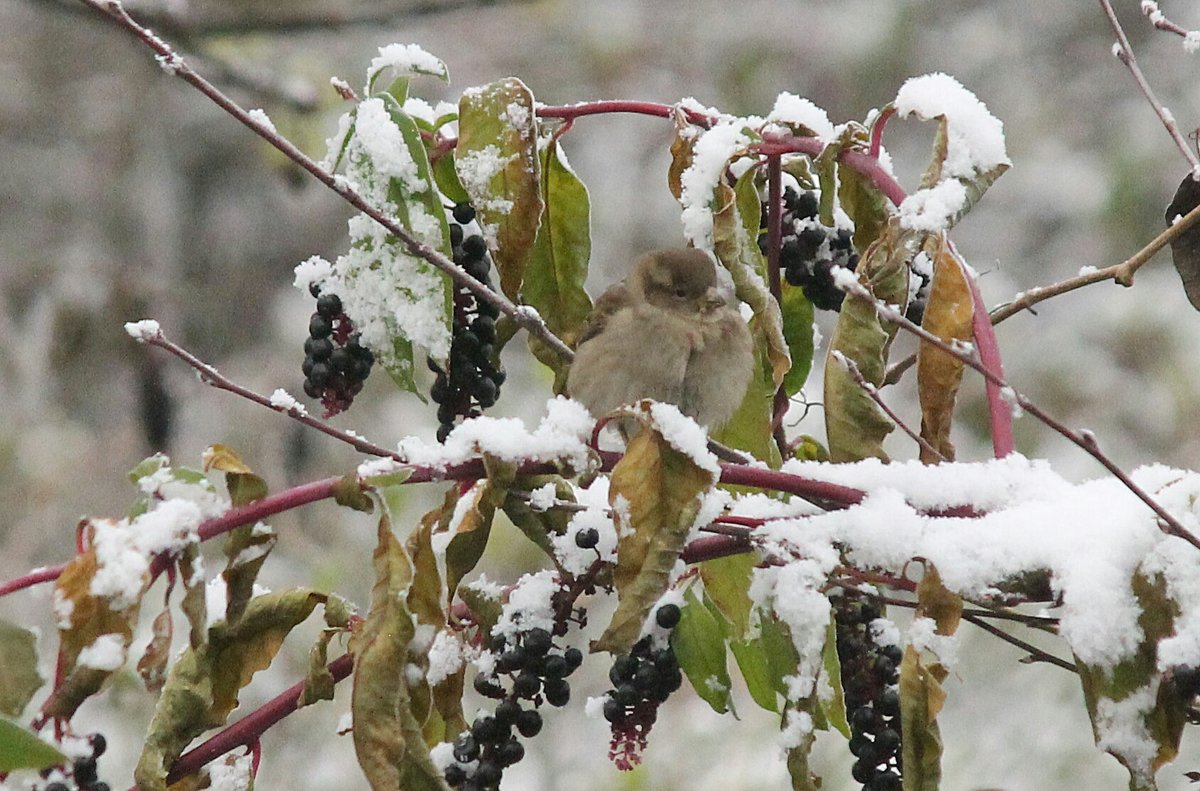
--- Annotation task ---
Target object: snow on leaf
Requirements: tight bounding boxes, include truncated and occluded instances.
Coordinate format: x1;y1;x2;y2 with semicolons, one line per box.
592;410;716;654
456;78;543;300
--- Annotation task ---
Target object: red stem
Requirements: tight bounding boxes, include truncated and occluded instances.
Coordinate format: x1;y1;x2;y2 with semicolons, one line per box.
963;259;1014;458
159;653;355;786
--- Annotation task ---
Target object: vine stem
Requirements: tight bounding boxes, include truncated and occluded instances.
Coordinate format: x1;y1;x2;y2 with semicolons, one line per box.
157;653;355;787
78;0;574;363
766;154;790;460
1098;0;1200;176
839;275;1200;551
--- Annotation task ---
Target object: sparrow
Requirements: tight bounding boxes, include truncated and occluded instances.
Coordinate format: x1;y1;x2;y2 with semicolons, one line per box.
566;248;754;431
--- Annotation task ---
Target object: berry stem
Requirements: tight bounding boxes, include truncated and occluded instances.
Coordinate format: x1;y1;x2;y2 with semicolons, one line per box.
765;153;791;462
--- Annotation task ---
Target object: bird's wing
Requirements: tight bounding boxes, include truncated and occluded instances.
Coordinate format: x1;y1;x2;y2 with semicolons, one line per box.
575;280;631;347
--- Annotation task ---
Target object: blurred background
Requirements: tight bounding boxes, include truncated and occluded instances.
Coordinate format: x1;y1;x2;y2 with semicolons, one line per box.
3;0;1200;789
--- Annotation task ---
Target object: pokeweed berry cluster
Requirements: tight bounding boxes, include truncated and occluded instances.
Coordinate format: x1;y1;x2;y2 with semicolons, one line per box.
762;187;861;311
301;286;375;417
447;626;583;790
40;733;109;791
429;203;505;443
600;603;684;770
833;591;903;791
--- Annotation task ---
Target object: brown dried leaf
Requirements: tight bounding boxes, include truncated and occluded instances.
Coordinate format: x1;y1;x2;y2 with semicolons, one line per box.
916;234;973;464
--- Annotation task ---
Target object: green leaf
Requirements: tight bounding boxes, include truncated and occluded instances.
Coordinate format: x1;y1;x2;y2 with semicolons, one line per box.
523;138;593;384
432;152;469;206
0;620;43;716
1076;570;1186;791
819;616;850;738
502;476;577;562
823;218;918;462
838;147;890;253
729;634;779;713
673;587;733;714
780;284;815;397
592;414;716;654
298;629;337;708
699;554;754;639
0;718;66;772
456;78;543;300
364;47;448;97
135;589;329;790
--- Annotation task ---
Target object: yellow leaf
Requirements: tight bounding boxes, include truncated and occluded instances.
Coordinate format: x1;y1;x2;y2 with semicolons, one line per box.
916;234;974;463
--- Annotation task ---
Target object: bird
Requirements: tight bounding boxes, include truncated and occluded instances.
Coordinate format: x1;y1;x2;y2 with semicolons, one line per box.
566;248;754;432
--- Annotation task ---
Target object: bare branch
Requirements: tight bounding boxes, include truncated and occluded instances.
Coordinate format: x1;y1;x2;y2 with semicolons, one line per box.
78;0;576;363
1098;0;1200;175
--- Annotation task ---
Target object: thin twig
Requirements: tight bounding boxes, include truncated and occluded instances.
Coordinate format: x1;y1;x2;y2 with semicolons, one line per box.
963;613;1077;673
80;0;575;363
1139;1;1198;40
840;275;1200;550
1098;0;1200;175
989;193;1200;323
137;326;404;462
831;350;946;462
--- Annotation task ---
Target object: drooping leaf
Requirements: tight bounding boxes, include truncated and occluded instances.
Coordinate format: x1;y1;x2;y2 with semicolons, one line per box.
137;604;173;694
178;543;207;650
729;633;780;713
209;447;274;626
905;110;1008;234
699;553;754;639
1076;569;1186;791
43;534;141;720
713;322;782;466
823;218;918;462
667;109;697;201
819;616;851;738
673;587;733;714
350;513;449;791
135;589;328;791
523;138;593;383
915;563;963;638
0;620;43;716
916;235;973;464
0;718;66;772
406;499;447;630
298;629;337;708
899;645;947;791
1165;174;1200;311
814;125;867;227
785;724;821;791
456;78;543;300
780;285;815;397
592;411;716;654
838;144;891;253
712;167;791;389
502;476;577;563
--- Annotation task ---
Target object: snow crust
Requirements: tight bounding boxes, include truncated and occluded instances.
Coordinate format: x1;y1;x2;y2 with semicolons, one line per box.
365;44;447;92
124;319;161;342
765;92;835;140
740;455;1200;673
679;120;752;248
76;633;126;671
893;73;1009;232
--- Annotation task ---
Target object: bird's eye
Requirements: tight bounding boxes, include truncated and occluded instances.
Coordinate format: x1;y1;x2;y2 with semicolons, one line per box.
674;288;688;298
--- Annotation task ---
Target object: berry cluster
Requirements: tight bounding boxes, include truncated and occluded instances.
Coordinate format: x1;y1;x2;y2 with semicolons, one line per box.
40;734;109;791
301;286;375;417
447;626;582;790
761;188;861;311
833;591;903;791
430;203;505;443
600;604;684;770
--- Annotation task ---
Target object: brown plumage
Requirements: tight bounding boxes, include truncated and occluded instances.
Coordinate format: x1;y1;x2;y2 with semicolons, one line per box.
566;248;754;430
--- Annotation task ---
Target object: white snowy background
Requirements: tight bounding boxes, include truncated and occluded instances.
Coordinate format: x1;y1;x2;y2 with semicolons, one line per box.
4;1;1200;790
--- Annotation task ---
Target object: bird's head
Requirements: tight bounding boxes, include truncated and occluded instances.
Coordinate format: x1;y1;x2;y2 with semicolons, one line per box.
635;248;730;318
